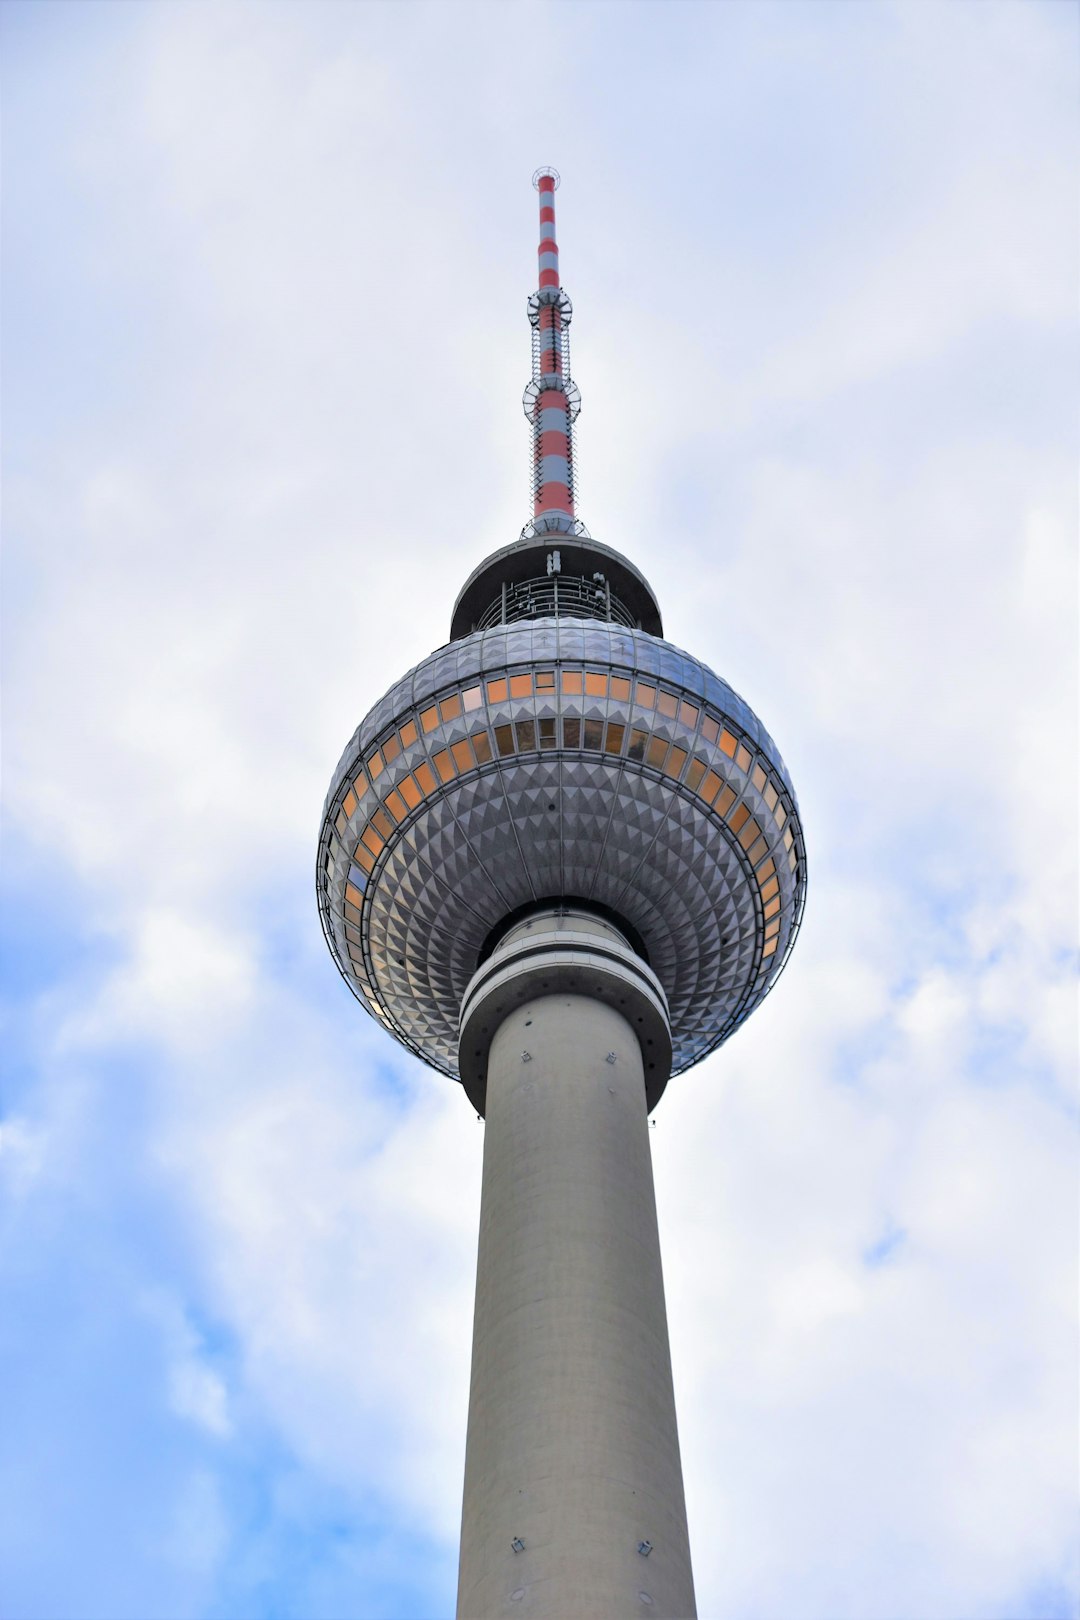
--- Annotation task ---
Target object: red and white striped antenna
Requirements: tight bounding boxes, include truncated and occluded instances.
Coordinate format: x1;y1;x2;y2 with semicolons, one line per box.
522;168;588;541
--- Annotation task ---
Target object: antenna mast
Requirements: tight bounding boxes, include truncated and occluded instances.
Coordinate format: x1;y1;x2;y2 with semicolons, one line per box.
522;168;586;540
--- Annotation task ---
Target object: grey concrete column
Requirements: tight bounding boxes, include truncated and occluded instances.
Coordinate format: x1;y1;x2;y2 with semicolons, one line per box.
456;911;696;1620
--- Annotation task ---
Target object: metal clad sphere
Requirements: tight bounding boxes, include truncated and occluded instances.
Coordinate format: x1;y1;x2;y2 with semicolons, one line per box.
317;620;806;1081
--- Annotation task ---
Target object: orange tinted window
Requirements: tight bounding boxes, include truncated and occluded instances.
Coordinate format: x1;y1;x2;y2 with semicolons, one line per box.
354;845;375;875
367;749;384;779
752;765;767;791
764;895;781;919
701;770;723;803
747;836;769;865
487;678;508;703
716;785;736;816
604;723;625;754
718;730;737;758
775;804;787;829
343;789;357;817
440;694;462;722
610;676;631;702
362;826;384;856
352;770;367;798
510;674;532;698
765;915;780;939
385;789;407;821
585;671;608;696
472;729;493;763
686;758;706;792
636;681;656;708
646;736;669;769
738;817;762;850
563;717;581;748
535;670;555;691
736;745;752;772
495;724;514;756
345;883;364;910
657;690;678;718
382;734;400;765
399;720;418;748
399;775;421;809
667;746;687;778
702;715;719;744
433;749;455;782
729;803;750;833
761;875;780;902
583;719;602;750
372;808;393;839
758;857;776;881
335;810;347;838
763;935;778;957
561;670;583;695
420;706;439;733
451;738;475;771
415;762;436;795
680;701;700;728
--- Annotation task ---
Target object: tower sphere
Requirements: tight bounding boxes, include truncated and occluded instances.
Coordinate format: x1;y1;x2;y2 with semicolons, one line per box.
317;537;806;1104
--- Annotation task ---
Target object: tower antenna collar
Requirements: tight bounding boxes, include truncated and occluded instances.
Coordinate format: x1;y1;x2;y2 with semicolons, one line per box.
532;166;561;190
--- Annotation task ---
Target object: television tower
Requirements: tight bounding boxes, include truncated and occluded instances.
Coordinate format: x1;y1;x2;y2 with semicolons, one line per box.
317;170;806;1620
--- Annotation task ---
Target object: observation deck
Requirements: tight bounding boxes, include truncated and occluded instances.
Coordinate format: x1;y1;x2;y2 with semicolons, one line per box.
451;534;663;640
317;573;806;1097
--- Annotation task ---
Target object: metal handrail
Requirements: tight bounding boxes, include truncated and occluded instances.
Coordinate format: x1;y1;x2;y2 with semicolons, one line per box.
474;574;638;631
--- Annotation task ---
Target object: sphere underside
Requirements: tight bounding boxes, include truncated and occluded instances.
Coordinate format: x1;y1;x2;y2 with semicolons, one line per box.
317;621;806;1079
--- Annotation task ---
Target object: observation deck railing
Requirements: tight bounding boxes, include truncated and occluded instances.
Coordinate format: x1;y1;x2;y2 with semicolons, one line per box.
474;574;639;631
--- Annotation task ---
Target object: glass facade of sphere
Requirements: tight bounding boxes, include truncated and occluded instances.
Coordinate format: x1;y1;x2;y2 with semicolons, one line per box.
317;620;806;1081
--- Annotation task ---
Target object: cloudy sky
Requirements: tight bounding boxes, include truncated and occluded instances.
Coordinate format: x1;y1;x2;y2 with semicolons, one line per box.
2;3;1076;1617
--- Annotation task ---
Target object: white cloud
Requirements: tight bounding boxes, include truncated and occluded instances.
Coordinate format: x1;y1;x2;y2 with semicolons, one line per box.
655;873;1076;1619
0;1117;47;1203
57;909;258;1051
161;1468;230;1578
143;1291;233;1439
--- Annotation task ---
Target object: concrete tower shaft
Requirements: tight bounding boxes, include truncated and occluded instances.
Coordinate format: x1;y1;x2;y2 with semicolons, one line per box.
457;912;695;1619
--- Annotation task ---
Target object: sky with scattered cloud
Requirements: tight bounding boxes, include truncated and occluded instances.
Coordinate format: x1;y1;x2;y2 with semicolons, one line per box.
2;2;1076;1617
